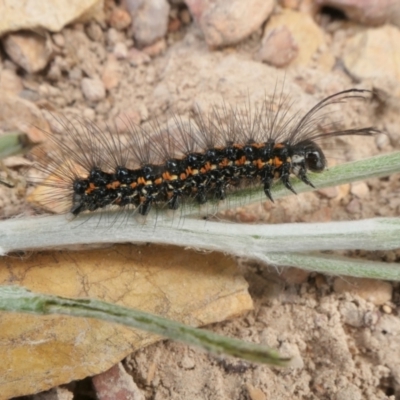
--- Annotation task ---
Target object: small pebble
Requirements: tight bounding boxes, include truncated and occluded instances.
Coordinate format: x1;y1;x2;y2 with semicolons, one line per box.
180;9;192;25
86;21;104;42
38;83;60;97
113;42;128;59
69;67;83;81
81;77;106;102
260;9;330;68
102;55;120;90
92;363;145;400
382;304;392;314
52;33;65;47
256;25;298;67
180;354;195;370
339;301;364;327
126;0;170;47
246;384;267;400
334;277;393;306
350;182;369;199
186;0;274;47
142;38;166;57
19;89;41;102
46;63;62;81
2;31;52;73
317;186;339;199
375;133;389;149
334;383;362;400
128;48;151;66
168;17;181;33
346;198;361;214
108;7;132;31
315;274;328;289
281;267;310;284
337;183;351;200
106;27;124;46
363;310;379;326
342;25;400;83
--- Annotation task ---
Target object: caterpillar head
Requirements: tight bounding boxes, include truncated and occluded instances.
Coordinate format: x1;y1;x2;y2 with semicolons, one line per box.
293;140;326;172
304;142;326;172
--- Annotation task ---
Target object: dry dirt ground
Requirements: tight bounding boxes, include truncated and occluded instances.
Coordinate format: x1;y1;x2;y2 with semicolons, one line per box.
2;3;400;400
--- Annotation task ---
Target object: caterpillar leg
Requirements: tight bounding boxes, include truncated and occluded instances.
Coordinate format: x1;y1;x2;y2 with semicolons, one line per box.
297;168;315;188
214;182;227;201
169;193;181;210
139;198;153;216
280;162;297;195
261;166;274;202
281;176;296;195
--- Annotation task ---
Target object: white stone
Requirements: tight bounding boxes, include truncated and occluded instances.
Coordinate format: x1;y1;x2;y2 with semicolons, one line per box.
81;77;106;102
186;0;274;47
342;25;400;84
125;0;170;47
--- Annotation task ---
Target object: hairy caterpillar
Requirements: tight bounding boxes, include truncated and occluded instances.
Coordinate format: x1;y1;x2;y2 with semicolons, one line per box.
30;89;378;217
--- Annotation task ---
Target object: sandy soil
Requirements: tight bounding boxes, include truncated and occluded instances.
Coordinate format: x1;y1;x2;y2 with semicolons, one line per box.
2;3;400;400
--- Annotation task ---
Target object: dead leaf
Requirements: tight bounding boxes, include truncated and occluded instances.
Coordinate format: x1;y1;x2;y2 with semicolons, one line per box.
0;244;252;398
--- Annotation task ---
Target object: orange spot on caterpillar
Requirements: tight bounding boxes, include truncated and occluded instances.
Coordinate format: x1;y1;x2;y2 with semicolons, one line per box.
200;162;212;174
235;156;246;166
162;172;172;180
255;159;265;169
86;182;97;194
274;157;283;168
107;181;121;190
220;159;229;167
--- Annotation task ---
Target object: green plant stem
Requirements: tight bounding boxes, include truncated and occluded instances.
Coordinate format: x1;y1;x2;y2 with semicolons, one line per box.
1;215;399;255
263;253;400;281
0;285;290;366
2;216;400;279
0;132;34;160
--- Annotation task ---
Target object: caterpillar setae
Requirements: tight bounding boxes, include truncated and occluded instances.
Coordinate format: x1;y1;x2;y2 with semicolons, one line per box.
30;88;378;218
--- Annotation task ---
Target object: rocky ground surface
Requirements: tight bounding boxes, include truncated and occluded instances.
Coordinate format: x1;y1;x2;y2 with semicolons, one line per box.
1;0;400;399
